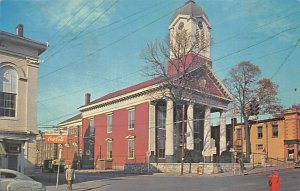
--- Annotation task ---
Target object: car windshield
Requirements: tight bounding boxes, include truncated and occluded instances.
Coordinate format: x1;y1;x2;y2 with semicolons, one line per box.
0;171;33;181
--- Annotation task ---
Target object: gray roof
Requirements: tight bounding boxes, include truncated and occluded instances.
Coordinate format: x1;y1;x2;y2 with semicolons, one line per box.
171;0;208;22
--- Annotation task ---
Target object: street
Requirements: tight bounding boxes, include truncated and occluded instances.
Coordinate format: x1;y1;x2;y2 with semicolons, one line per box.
37;168;300;191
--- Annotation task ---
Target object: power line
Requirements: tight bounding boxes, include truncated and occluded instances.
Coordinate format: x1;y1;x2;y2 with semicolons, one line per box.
47;1;91;42
37;25;300;105
213;25;300;63
41;0;112;61
73;1;171;41
38;6;176;80
270;36;300;79
36;25;300;125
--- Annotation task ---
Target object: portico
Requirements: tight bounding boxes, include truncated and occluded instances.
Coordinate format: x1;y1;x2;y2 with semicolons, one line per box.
149;90;231;163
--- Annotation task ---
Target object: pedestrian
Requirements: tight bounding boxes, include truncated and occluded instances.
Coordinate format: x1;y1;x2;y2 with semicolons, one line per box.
65;165;75;191
239;157;244;175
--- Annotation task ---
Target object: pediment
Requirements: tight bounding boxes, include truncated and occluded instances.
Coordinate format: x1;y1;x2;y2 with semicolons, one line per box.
189;65;232;101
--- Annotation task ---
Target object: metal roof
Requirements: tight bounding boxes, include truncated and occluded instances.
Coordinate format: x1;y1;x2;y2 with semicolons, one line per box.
171;0;208;22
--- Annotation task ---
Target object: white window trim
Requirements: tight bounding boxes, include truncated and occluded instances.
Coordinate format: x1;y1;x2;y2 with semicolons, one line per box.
0;66;18;119
106;138;113;160
126;135;135;159
107;114;113;133
128;108;135;130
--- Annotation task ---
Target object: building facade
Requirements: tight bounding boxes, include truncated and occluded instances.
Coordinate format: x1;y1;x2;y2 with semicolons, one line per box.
54;0;232;169
233;108;300;164
0;25;47;175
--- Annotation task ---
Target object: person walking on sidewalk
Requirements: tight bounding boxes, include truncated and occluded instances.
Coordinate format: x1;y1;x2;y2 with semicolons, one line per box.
65;165;75;191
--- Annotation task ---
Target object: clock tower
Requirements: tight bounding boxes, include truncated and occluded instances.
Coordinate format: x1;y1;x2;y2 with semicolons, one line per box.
169;0;211;61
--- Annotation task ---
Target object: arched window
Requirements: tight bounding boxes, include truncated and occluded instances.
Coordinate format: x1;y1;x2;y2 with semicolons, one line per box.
0;66;18;117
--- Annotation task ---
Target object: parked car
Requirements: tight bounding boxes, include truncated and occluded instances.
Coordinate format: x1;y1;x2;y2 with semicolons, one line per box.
295;160;300;168
0;169;46;191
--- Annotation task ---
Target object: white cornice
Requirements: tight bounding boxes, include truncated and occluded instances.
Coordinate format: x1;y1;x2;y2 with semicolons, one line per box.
79;83;162;112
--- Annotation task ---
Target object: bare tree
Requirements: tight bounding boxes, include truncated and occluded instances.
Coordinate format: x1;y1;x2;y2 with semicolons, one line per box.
141;29;210;105
224;61;282;161
141;29;211;173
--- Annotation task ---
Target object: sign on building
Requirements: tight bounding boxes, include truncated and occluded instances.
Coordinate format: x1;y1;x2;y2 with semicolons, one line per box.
44;134;68;144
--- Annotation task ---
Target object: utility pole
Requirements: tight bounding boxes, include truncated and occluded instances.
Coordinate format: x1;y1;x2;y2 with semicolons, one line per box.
77;125;80;170
181;104;185;175
55;144;63;191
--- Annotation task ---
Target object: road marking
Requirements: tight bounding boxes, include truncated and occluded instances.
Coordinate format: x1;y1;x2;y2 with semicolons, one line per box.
77;184;110;191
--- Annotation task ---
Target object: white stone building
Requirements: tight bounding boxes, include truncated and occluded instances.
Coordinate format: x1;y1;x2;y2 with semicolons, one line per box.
0;25;47;175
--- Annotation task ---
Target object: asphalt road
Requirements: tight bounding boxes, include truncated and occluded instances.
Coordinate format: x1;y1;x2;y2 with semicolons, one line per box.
40;168;300;191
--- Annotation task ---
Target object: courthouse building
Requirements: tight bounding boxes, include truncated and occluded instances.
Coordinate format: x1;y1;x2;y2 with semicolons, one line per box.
57;0;232;169
0;25;47;175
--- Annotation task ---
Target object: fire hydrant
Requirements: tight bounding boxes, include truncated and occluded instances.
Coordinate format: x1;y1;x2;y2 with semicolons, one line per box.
268;170;280;191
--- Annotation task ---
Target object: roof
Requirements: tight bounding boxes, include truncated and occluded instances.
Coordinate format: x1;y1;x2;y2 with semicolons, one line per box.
171;0;208;22
58;113;82;125
0;30;47;55
83;77;163;107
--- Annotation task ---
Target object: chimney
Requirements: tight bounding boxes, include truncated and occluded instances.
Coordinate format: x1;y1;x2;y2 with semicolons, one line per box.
16;24;24;37
85;93;91;105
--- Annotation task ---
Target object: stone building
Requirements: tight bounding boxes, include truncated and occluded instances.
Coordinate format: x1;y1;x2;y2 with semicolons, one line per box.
0;25;47;175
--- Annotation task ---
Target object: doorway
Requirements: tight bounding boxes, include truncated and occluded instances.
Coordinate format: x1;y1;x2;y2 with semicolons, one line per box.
7;154;18;171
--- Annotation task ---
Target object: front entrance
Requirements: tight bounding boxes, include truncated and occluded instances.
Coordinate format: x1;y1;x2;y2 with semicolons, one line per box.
7;154;18;171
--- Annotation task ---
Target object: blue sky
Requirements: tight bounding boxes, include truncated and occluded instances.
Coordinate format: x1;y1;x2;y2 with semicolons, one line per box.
1;0;300;129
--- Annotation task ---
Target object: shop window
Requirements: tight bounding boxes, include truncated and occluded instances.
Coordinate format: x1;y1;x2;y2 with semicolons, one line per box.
256;144;263;150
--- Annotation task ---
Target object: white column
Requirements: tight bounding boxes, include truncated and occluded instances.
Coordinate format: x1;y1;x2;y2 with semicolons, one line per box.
220;110;227;155
186;104;194;150
165;100;174;156
202;106;211;156
148;103;156;154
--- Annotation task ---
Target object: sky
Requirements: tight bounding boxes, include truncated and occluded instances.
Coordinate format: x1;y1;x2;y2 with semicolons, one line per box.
0;0;300;130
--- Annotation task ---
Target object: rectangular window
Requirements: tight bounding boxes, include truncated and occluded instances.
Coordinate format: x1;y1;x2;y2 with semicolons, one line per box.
0;92;16;117
237;129;242;140
128;109;135;129
156;105;166;129
272;125;278;138
107;141;112;159
256;144;263;150
107;114;112;133
89;118;95;136
128;139;134;159
257;126;263;139
194;122;201;151
158;138;165;158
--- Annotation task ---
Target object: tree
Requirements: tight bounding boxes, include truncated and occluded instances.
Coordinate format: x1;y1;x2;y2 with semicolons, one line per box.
141;29;210;104
224;61;282;161
141;29;210;173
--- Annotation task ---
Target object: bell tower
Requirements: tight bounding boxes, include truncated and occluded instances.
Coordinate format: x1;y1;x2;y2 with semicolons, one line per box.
169;0;211;60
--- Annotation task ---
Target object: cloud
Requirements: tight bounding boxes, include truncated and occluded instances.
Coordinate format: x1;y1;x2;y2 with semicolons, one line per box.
36;0;115;36
219;0;300;43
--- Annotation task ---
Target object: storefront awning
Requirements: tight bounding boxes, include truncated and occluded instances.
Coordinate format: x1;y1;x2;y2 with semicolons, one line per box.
0;142;7;155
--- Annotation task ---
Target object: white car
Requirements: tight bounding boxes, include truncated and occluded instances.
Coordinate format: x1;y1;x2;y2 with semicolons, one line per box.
0;169;45;191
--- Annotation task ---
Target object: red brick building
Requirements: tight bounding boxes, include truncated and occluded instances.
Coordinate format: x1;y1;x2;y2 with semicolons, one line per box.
56;0;233;169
